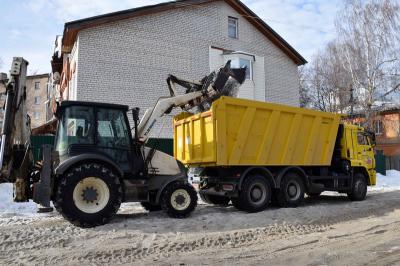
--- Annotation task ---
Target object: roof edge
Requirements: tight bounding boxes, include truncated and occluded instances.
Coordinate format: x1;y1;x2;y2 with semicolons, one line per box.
62;0;307;65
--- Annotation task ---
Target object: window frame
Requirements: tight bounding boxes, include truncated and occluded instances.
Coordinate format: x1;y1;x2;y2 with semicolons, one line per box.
33;111;40;120
375;119;383;135
34;96;41;105
228;16;238;39
34;82;40;90
230;58;253;80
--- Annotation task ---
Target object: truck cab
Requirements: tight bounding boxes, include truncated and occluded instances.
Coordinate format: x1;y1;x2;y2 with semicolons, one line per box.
341;124;376;186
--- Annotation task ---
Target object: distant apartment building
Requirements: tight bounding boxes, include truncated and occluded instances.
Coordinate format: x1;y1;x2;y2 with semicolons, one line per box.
26;74;51;128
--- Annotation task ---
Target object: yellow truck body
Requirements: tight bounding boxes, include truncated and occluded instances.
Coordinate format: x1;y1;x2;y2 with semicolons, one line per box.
174;96;342;167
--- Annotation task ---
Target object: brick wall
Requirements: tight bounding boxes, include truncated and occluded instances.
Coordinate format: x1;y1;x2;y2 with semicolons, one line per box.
73;1;300;138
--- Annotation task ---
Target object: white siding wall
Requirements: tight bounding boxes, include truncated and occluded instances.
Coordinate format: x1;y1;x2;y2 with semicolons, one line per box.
75;1;300;138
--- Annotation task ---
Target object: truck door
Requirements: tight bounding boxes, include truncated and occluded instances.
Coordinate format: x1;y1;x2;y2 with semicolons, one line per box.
354;130;375;173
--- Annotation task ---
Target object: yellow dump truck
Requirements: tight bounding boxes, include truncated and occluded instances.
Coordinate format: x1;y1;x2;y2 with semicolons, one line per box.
174;96;376;212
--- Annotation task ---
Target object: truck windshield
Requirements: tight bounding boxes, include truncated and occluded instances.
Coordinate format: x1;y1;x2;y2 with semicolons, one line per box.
55;106;95;154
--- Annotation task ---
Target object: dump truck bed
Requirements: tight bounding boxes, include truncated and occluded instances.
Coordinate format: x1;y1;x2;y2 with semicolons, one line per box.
174;97;342;167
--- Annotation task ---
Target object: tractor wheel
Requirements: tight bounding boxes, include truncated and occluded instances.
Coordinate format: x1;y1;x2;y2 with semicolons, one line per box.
141;202;162;212
199;193;230;205
237;175;271;213
161;182;197;218
55;163;122;227
276;172;305;207
347;173;367;201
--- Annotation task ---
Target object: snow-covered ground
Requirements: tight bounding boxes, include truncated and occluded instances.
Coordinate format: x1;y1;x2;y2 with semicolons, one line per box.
0;183;37;215
1;170;400;265
1;170;399;215
371;170;400;191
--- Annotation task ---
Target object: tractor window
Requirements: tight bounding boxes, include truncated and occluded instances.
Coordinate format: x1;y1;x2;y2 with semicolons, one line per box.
96;108;130;149
55;106;95;153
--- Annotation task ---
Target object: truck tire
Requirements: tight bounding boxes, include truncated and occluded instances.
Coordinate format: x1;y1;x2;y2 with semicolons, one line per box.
276;172;305;207
238;175;271;213
199;193;230;205
347;173;367;201
141;202;162;212
55;163;122;227
161;182;197;218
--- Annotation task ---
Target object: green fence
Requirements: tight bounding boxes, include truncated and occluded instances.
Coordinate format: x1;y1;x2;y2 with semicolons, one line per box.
146;138;174;156
31;136;174;162
375;150;386;175
31;135;55;162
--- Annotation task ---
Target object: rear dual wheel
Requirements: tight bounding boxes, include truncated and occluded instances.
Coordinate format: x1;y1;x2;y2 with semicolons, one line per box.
234;175;272;212
276;172;305;207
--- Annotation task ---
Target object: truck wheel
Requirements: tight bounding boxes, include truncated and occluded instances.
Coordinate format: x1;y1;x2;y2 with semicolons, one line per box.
55;163;122;227
238;175;271;213
199;193;230;205
347;173;367;201
141;202;162;212
276;172;305;207
161;182;197;218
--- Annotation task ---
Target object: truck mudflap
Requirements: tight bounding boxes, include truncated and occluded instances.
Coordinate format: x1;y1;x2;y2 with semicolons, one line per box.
32;145;52;209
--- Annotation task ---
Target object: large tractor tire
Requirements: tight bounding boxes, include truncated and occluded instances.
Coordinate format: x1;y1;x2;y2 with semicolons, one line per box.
141;202;162;212
199;193;230;205
347;173;367;201
161;182;197;218
237;175;271;213
276;172;305;207
55;163;122;227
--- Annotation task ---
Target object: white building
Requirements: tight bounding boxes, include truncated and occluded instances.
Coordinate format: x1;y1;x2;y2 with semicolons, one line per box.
51;0;306;142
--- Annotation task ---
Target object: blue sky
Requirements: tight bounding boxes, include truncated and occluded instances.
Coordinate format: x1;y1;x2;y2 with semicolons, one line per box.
0;0;342;74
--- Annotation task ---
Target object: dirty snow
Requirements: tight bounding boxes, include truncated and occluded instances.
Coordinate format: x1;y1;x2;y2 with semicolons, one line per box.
1;170;400;216
0;183;37;215
1;171;400;265
371;170;400;192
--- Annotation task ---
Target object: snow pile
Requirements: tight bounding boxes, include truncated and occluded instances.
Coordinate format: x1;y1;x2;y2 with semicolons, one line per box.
0;183;37;215
372;170;400;191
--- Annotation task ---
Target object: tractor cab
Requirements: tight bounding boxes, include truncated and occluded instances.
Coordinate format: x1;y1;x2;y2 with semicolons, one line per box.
54;101;143;176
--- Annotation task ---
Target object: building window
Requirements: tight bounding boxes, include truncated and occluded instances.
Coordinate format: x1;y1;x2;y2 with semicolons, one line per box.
34;96;41;105
375;120;383;135
231;58;252;80
34;82;40;90
33;112;40;120
228;17;238;39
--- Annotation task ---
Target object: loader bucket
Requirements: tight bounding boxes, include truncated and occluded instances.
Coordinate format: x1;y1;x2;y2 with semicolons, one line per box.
197;60;247;111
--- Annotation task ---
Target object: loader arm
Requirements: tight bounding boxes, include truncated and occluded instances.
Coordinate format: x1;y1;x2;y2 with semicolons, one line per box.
137;61;246;142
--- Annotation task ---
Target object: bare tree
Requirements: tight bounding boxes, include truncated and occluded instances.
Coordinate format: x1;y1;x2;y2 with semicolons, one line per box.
299;66;311;108
303;43;353;113
336;0;400;127
303;0;400;130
